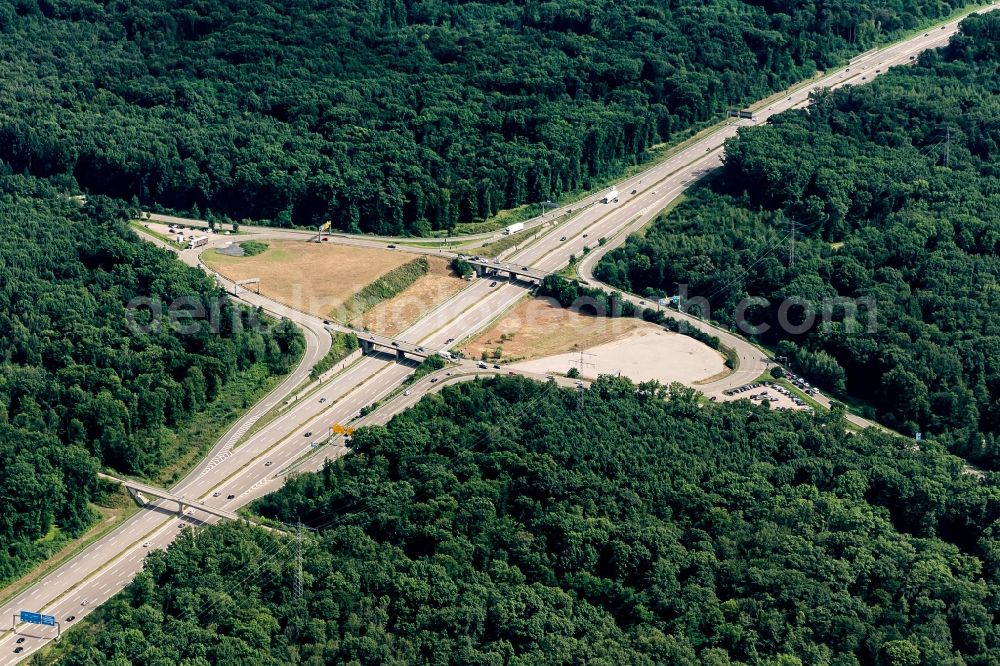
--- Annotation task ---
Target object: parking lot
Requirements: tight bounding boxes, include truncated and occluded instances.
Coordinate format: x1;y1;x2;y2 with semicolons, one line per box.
720;378;813;411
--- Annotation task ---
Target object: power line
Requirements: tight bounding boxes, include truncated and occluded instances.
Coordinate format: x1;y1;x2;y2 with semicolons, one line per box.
295;520;303;599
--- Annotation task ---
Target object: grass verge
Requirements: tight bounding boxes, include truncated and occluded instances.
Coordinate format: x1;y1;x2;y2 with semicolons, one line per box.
149;362;295;487
0;498;138;609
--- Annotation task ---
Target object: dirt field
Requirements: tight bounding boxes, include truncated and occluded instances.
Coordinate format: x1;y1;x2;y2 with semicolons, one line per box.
459;298;648;362
353;256;467;335
510;327;727;385
202;240;413;319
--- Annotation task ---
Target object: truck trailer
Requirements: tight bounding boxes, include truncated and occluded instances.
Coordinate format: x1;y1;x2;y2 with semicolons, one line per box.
503;222;525;235
187;236;209;249
602;189;619;204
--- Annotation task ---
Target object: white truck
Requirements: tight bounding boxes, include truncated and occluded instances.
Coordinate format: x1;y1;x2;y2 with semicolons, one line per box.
187;236;209;249
503;222;525;235
602;188;619;204
438;351;454;361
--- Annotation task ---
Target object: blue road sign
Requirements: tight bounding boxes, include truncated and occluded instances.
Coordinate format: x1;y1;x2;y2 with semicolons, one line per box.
20;610;56;626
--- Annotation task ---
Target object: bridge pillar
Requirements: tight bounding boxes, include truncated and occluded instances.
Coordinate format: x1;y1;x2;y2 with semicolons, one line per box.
396;349;406;362
474;264;486;277
359;339;373;355
510;272;518;282
177;501;186;517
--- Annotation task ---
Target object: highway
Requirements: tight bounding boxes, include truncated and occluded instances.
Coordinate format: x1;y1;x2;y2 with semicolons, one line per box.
2;10;994;662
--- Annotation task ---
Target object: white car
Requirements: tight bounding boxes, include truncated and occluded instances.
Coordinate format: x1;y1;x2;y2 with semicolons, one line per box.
143;541;151;548
404;390;412;396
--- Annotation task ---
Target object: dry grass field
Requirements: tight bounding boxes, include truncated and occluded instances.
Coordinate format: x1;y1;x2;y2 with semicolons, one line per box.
202;241;413;319
459;297;647;362
353;256;466;335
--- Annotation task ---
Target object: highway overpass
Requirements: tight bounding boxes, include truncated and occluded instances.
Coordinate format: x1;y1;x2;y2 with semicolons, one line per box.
99;473;244;521
355;332;441;361
465;257;549;283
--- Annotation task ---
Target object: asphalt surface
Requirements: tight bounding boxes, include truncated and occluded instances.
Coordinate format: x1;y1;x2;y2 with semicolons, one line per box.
2;11;993;662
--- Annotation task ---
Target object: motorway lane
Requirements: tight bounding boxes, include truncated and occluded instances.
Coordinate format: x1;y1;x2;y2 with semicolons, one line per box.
5;12;994;662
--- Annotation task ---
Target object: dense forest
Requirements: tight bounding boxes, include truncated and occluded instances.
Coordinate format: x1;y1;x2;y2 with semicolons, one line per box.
51;376;1000;664
596;11;1000;466
0;173;303;584
0;0;974;235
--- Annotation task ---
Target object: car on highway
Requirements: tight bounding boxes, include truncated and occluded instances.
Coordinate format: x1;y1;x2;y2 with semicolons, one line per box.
404;390;412;396
81;600;88;606
213;491;221;497
582;234;588;238
430;377;438;383
631;189;636;194
304;431;312;437
318;397;326;403
16;638;25;644
323;319;331;324
14;647;23;654
227;494;235;500
560;236;567;241
387;244;396;249
493;364;501;369
265;461;273;467
446;337;454;343
490;281;497;287
143;541;151;548
416;346;424;352
391;341;399;347
545;375;554;380
65;616;75;622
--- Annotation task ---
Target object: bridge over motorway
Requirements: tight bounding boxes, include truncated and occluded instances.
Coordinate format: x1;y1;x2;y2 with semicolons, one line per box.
464;257;549;283
354;331;442;361
99;473;244;521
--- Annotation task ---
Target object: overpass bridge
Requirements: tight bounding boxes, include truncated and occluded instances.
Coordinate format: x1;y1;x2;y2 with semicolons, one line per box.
99;473;243;521
465;257;549;283
354;332;442;362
